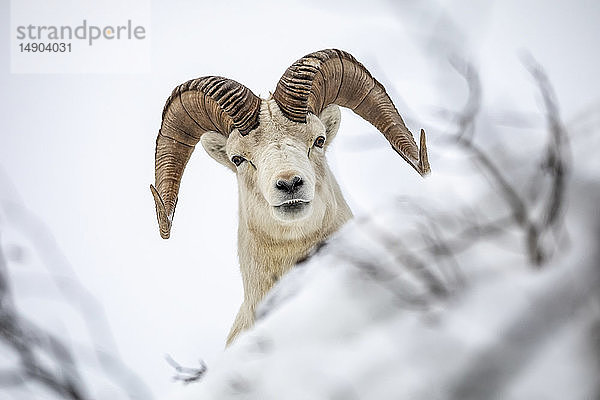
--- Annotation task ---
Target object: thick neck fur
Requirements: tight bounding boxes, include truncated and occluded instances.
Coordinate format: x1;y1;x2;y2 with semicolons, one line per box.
227;167;351;344
237;165;351;301
222;100;353;345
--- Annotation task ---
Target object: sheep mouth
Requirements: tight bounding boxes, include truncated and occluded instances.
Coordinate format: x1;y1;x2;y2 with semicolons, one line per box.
272;199;312;221
274;199;310;208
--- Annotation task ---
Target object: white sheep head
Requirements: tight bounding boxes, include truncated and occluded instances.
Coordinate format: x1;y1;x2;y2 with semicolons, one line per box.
150;49;430;239
199;102;342;241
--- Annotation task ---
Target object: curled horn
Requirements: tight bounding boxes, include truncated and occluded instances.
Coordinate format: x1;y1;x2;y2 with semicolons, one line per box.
151;77;261;239
273;49;430;176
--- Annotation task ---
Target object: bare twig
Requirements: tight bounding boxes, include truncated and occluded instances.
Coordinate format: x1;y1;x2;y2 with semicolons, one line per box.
0;199;154;400
165;355;207;384
0;184;154;399
0;233;88;400
443;56;570;266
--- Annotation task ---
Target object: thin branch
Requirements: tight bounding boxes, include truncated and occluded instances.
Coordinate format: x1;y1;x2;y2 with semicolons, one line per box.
0;206;154;399
165;355;207;384
443;55;570;266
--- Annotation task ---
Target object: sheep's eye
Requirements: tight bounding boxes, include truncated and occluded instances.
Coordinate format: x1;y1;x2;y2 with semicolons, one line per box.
314;136;326;148
231;155;245;166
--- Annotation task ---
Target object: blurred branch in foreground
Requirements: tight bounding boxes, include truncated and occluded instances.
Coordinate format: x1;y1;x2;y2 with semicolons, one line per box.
0;230;88;399
442;55;570;267
0;182;153;400
341;56;573;311
165;355;206;384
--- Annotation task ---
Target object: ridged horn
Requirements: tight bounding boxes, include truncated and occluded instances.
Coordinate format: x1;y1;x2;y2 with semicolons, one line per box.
151;76;261;239
273;49;430;176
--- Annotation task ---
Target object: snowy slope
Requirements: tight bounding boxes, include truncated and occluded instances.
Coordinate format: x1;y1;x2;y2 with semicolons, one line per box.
168;174;600;399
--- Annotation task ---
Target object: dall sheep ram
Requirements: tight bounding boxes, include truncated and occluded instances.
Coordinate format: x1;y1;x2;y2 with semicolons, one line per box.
150;49;430;345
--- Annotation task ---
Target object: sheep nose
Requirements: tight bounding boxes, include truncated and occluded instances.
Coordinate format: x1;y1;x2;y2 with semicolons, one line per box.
275;176;304;193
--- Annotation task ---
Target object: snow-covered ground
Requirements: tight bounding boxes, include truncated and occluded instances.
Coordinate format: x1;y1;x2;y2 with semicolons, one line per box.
170;188;600;399
166;86;600;398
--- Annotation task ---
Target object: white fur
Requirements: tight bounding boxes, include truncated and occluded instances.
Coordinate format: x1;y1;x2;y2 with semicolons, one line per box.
201;100;352;345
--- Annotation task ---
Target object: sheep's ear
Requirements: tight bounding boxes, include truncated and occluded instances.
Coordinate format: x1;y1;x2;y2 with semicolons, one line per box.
318;104;341;144
200;132;235;172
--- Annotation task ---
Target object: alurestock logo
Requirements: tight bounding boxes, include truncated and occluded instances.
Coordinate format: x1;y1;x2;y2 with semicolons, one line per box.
16;20;146;46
